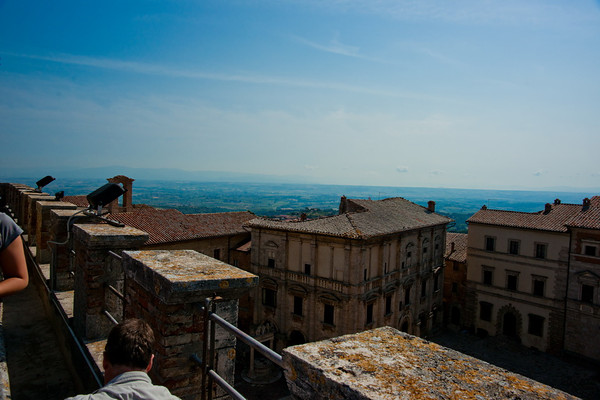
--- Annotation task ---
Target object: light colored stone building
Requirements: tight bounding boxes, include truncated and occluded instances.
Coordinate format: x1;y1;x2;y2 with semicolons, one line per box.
246;196;452;351
466;197;600;358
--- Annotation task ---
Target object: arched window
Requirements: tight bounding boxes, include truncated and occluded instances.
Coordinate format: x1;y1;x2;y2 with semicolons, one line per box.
404;243;414;268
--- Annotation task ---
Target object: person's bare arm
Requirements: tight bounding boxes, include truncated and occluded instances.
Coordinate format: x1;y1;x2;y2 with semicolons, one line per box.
0;237;29;297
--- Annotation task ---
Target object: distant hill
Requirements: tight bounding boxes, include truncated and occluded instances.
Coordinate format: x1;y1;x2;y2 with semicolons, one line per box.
0;166;311;184
7;177;595;235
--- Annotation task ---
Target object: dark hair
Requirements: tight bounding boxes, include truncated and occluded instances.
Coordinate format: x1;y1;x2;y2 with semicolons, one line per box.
104;319;155;369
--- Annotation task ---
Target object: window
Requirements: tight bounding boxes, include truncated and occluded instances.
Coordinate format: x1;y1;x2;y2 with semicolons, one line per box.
293;296;303;316
363;268;368;281
584;245;597;257
480;302;492;322
532;277;545;297
405;243;414;268
506;272;518;291
581;284;594;303
384;262;388;274
509;240;520;255
452;282;458;293
485;237;495;251
421;279;427;298
304;264;311;275
404;286;411;305
385;295;392;315
262;288;276;308
324;304;334;325
535;243;547;259
528;314;544;337
433;274;440;292
267;258;275;268
213;249;221;260
366;303;374;325
483;268;493;286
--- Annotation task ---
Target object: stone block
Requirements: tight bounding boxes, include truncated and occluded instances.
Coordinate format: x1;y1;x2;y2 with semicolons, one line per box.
122;250;258;304
282;326;578;400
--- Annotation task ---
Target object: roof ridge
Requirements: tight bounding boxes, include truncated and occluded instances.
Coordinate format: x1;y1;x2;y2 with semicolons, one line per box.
345;212;364;239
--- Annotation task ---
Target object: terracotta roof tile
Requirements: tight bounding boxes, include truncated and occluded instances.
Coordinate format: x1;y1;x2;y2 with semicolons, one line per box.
445;232;467;263
247;197;452;239
566;196;600;229
467;196;600;233
62;195;89;208
108;208;255;245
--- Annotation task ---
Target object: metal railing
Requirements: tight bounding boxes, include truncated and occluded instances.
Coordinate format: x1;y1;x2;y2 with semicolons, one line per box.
194;296;284;400
103;250;125;326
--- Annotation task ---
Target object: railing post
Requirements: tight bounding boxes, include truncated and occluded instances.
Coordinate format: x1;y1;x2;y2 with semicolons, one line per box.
71;224;149;340
121;250;258;400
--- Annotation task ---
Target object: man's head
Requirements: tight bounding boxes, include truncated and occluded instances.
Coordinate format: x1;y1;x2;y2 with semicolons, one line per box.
103;319;155;383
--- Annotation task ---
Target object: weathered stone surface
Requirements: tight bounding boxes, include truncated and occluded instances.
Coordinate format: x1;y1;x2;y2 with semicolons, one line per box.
282;326;579;400
122;250;258;303
73;224;149;248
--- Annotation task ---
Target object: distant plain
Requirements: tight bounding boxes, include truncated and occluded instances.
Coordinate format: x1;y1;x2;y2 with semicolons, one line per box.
15;178;596;233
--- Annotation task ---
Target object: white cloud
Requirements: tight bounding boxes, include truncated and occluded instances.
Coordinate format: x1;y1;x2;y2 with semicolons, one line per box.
396;166;409;173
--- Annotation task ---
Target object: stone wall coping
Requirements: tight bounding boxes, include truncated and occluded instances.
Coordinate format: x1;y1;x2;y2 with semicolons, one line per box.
51;209;86;218
36;200;77;210
24;193;53;200
123;250;258;303
72;224;149;248
282;326;578;400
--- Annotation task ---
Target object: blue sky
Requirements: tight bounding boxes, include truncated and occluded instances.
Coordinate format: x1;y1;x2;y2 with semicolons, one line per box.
1;0;599;190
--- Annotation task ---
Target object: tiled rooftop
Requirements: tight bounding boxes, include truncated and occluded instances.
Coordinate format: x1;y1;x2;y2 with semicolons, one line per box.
247;197;452;239
62;195;89;208
107;208;255;245
467;197;600;232
445;232;467;263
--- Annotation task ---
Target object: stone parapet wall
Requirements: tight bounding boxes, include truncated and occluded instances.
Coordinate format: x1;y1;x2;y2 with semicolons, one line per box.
283;326;578;400
122;250;258;400
71;224;149;340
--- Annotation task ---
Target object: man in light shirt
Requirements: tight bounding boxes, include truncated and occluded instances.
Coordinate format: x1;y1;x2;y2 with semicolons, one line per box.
66;319;180;400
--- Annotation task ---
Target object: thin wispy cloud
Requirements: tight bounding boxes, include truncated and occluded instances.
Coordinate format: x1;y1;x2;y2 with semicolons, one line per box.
293;35;359;58
2;51;444;101
309;0;600;27
292;34;385;63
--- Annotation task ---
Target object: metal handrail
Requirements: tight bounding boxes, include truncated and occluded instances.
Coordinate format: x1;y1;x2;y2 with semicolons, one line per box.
197;297;284;400
207;310;284;368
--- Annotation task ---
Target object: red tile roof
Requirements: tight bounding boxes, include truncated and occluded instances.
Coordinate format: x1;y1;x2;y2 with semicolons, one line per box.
566;197;600;229
62;195;89;208
247;197;452;239
467;196;600;233
107;208;255;245
445;232;467;263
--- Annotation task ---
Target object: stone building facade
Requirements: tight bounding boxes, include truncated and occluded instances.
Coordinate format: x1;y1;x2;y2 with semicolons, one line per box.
563;197;600;360
465;197;600;358
245;196;452;351
443;232;468;329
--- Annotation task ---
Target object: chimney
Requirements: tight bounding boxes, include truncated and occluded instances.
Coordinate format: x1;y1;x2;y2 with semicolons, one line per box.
339;196;348;215
583;198;591;210
427;201;435;212
544;203;552;214
554;198;561;205
300;213;307;221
